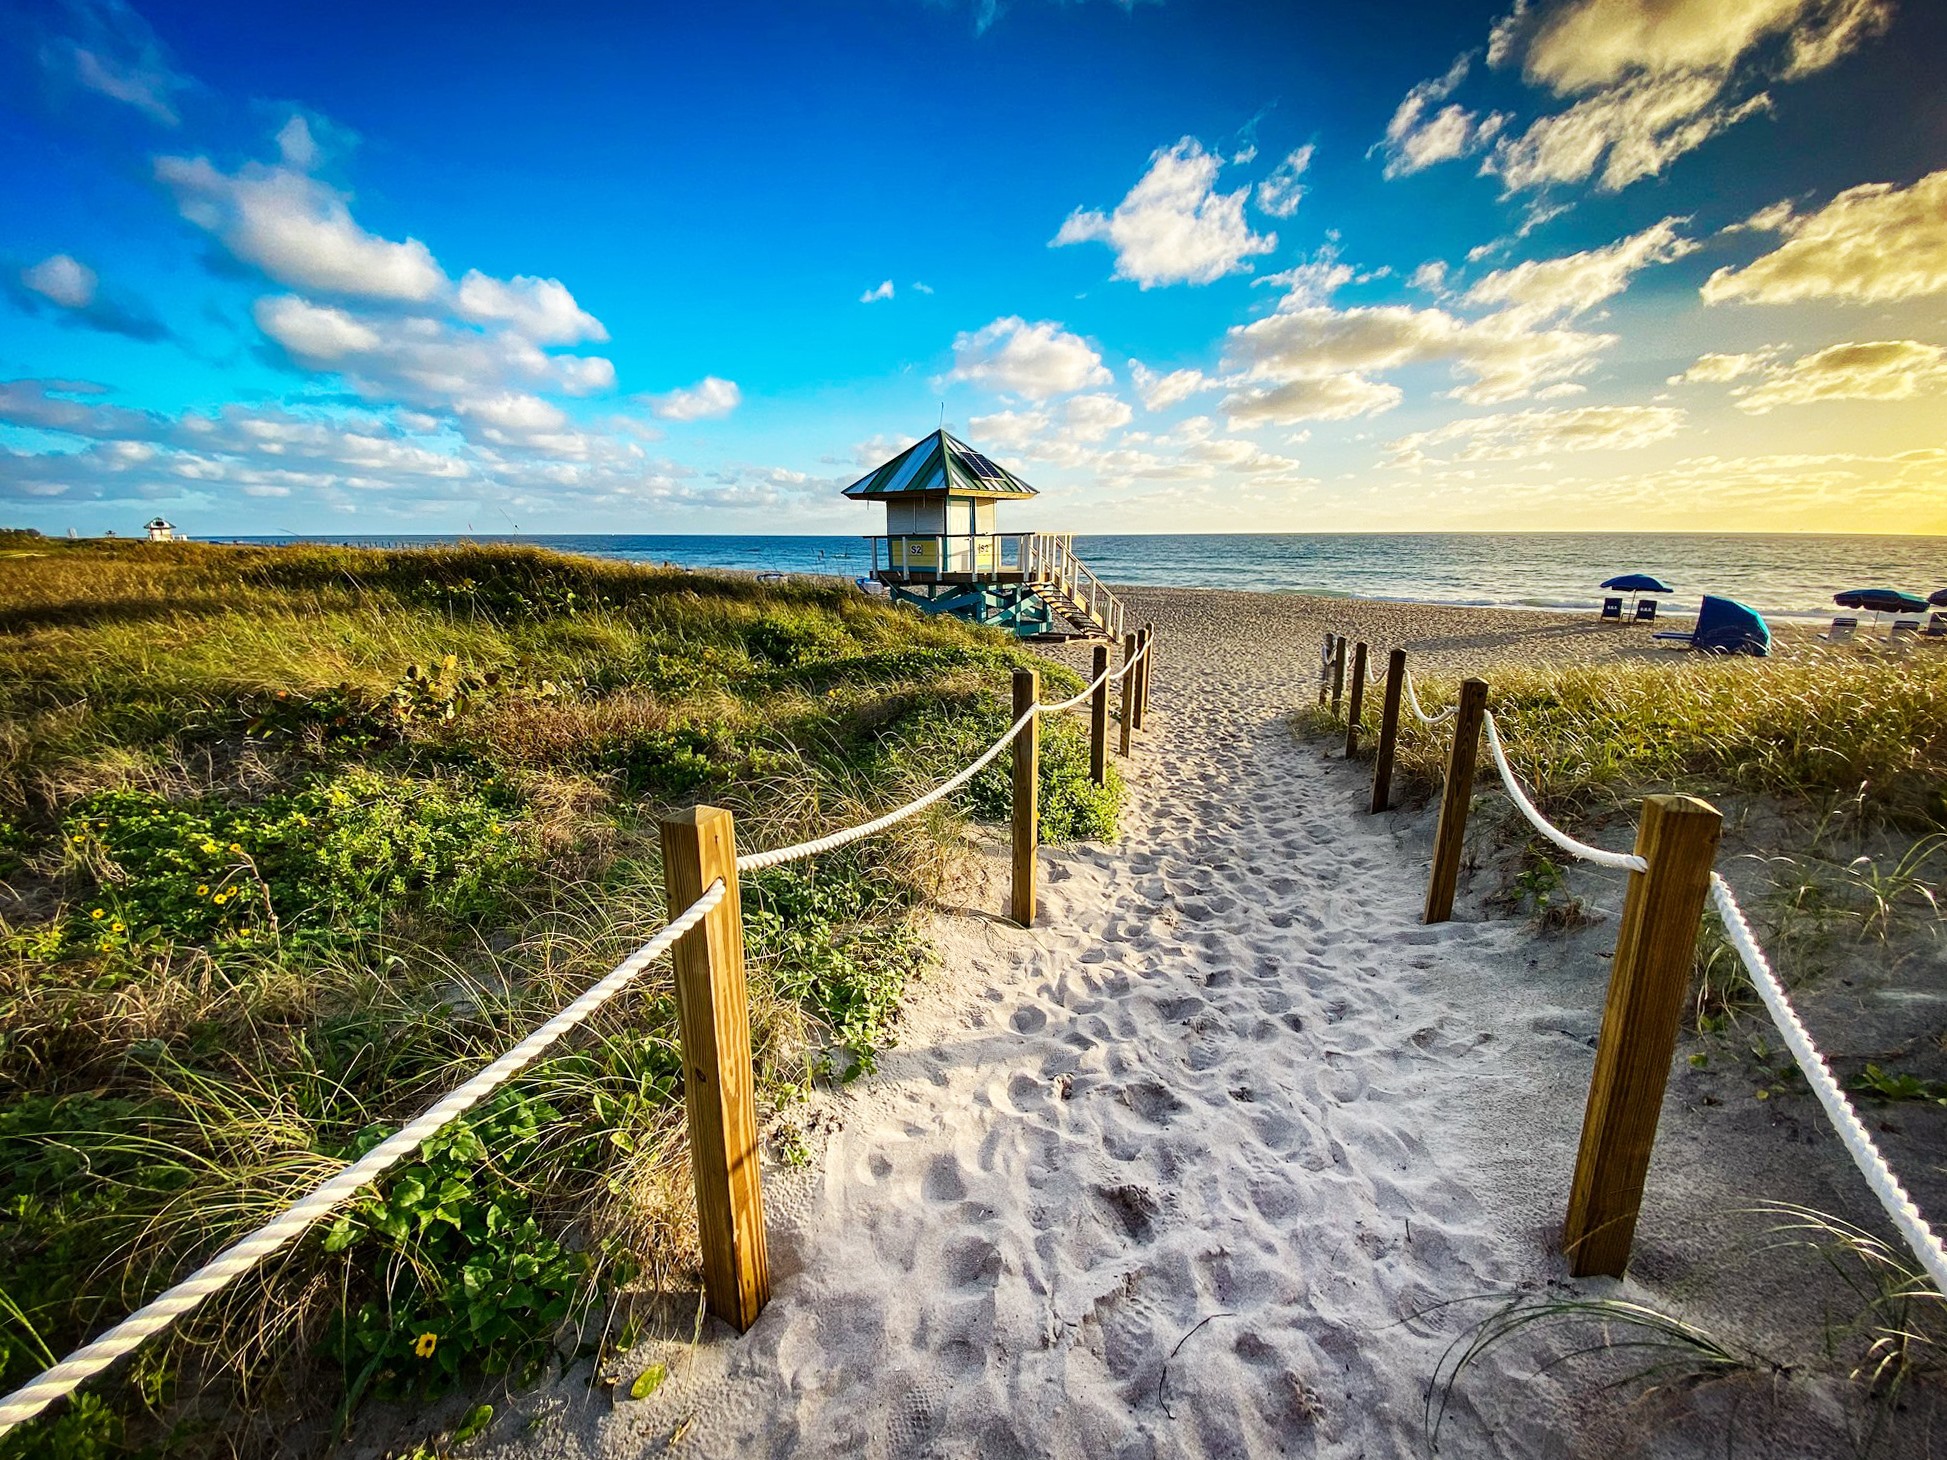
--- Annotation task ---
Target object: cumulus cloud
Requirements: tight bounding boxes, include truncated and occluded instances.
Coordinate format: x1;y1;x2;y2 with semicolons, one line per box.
1482;0;1890;193
1215;217;1691;424
37;0;191;126
255;295;616;406
1052;138;1276;288
1667;349;1778;384
1128;360;1212;411
1386;403;1687;465
945;316;1112;399
1381;0;1891;194
1462;216;1696;322
1702;170;1947;304
156;146;448;303
859;280;895;303
11;253;170;341
454;271;607;344
1378;55;1507;178
1061;393;1135;441
640;376;742;422
1255;145;1315;218
1731;339;1947;412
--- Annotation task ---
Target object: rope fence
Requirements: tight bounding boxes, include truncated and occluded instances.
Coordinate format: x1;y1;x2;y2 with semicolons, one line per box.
0;626;1158;1440
1321;628;1947;1290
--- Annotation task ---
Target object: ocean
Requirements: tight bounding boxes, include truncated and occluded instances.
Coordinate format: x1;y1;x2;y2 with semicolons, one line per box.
244;533;1946;622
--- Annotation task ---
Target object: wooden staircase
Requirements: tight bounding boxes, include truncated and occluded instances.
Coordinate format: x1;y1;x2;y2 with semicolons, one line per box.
1021;533;1125;641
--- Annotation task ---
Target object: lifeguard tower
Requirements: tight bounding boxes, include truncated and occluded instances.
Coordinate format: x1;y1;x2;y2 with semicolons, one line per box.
845;430;1124;641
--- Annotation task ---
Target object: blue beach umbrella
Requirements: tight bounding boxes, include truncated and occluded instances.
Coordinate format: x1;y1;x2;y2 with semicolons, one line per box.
1834;588;1927;621
1928;588;1947;608
1600;573;1674;594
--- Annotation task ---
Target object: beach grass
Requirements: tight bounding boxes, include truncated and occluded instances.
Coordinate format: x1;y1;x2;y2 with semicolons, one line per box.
0;538;1115;1456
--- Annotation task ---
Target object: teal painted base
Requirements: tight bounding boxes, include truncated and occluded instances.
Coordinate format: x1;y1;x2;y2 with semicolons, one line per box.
884;582;1055;638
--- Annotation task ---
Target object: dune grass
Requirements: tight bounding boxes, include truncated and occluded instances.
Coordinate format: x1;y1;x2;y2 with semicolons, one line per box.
0;538;1121;1457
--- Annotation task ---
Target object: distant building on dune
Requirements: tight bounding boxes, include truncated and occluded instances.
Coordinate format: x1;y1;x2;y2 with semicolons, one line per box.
143;517;177;542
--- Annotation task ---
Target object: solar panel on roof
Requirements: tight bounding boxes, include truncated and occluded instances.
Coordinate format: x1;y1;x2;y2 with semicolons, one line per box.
959;450;1008;482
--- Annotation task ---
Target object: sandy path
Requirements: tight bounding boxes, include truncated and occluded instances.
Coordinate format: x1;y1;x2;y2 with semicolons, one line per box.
483;644;1633;1460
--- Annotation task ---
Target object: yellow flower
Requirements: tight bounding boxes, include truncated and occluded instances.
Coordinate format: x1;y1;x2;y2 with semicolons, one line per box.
228;842;244;855
196;885;209;896
110;921;125;933
414;1332;438;1359
91;908;105;920
213;892;229;905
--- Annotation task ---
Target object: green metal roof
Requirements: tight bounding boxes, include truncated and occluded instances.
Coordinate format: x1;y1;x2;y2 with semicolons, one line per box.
842;429;1038;500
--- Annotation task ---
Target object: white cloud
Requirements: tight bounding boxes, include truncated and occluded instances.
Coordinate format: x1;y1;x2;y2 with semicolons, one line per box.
1701;170;1947;304
945;316;1112;399
1212;215;1698;426
641;376;741;421
1221;372;1406;428
454;271;607;345
1409;260;1449;292
254;295;616;405
860;279;895;303
911;281;935;295
1387;403;1686;465
21;254;97;310
1482;0;1891;193
1255;145;1315;218
1731;339;1947;412
1518;0;1889;90
1052;138;1276;288
1379;55;1509;178
1667;349;1777;384
1463;216;1696;322
1128;360;1211;411
157;149;448;303
1061;393;1134;442
37;0;191;126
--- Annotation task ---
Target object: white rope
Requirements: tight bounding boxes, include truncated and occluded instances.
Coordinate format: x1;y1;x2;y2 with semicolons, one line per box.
738;641;1148;873
1710;873;1947;1297
1481;713;1648;873
0;880;728;1438
1403;668;1457;725
736;705;1037;872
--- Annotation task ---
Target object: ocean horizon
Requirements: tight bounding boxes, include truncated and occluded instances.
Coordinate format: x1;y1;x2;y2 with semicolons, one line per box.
224;531;1946;622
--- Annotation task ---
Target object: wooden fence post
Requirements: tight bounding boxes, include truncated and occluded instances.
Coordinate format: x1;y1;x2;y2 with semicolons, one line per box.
1330;636;1346;717
660;806;769;1332
1088;644;1109;787
1141;623;1156;723
1119;633;1136;756
1318;633;1333;706
1423;678;1488;924
1562;795;1724;1277
1133;624;1153;731
1011;668;1039;927
1343;642;1368;759
1370;648;1406;814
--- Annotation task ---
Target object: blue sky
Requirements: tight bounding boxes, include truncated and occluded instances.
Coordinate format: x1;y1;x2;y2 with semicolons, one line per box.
2;0;1944;537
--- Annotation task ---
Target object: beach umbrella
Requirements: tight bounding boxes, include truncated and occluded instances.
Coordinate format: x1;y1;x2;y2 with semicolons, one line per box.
1929;588;1947;608
1834;588;1927;621
1600;573;1674;594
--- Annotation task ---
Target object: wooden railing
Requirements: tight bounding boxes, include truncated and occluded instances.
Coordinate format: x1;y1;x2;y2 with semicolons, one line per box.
864;532;1125;640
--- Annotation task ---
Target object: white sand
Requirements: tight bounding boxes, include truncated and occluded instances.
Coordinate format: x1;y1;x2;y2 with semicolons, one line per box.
466;598;1932;1460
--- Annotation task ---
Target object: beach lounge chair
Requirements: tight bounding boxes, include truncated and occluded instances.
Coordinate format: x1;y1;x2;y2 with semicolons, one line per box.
1653;595;1770;656
1634;600;1658;624
1927;613;1947;638
1819;616;1858;643
1599;597;1623;622
1889;618;1921;646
